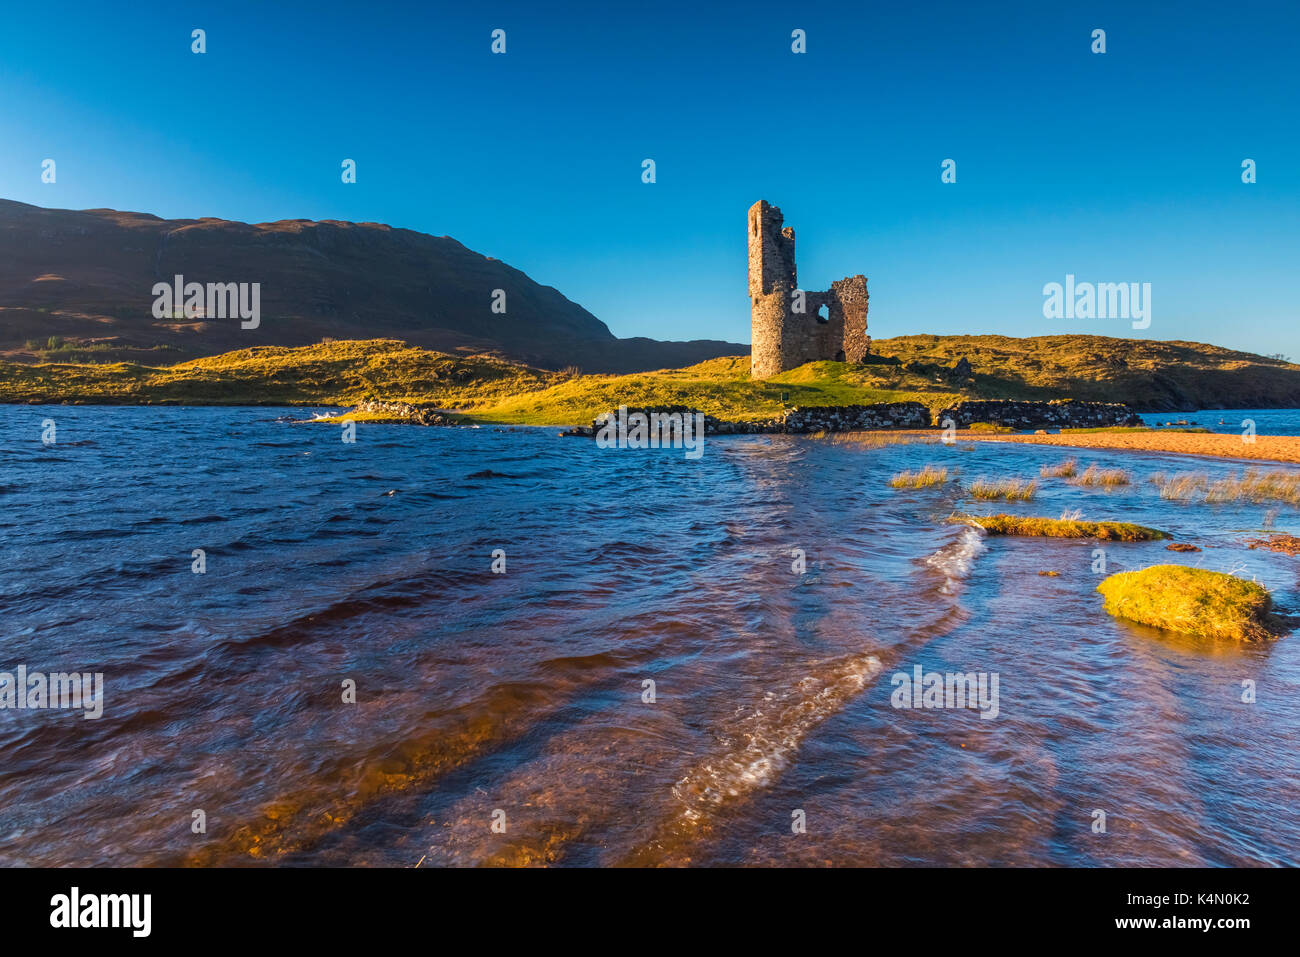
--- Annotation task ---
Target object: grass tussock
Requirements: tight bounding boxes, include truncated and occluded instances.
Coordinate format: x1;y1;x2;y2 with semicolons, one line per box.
969;477;1037;500
1148;471;1210;501
889;465;950;489
1205;469;1300;505
1097;565;1275;641
1149;468;1300;505
822;431;932;448
967;422;1015;433
956;514;1166;541
1073;464;1132;487
1040;457;1078;478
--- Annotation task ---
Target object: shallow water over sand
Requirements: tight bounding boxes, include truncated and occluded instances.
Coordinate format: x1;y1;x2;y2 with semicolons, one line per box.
2;406;1298;866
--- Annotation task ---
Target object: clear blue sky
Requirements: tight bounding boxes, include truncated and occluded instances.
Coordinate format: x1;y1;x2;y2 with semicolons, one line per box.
1;0;1297;355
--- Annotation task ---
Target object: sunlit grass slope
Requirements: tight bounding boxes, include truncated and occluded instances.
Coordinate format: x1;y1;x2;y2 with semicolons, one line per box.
0;340;964;425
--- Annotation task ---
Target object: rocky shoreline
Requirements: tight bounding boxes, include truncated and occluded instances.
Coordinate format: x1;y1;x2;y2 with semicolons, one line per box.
324;399;463;426
326;396;1143;435
556;398;1142;437
934;399;1143;430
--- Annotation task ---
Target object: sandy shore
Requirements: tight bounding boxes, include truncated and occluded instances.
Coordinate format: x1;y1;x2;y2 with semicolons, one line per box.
949;430;1300;465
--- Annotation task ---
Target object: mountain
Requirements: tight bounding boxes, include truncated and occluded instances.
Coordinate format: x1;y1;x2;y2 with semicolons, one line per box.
0;199;744;373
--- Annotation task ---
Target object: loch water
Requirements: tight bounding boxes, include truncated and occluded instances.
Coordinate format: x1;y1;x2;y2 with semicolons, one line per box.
2;406;1298;866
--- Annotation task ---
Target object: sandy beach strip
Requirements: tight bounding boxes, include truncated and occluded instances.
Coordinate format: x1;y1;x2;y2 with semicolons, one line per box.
945;430;1300;465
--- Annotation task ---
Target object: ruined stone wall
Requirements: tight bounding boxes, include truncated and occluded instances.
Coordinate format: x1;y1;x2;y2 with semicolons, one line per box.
748;200;795;297
749;200;868;379
750;284;791;380
831;276;869;363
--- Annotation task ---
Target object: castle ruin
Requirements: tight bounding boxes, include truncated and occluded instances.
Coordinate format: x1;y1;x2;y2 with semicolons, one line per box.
748;200;869;379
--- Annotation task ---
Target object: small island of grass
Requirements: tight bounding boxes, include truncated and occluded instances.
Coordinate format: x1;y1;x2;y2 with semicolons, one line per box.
955;514;1166;541
1097;565;1275;641
889;465;950;489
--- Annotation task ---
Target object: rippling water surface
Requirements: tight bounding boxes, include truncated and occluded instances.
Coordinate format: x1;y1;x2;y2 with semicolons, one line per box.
2;406;1298;866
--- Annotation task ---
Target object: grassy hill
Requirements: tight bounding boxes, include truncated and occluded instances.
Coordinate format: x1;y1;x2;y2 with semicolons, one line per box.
0;339;962;423
3;333;1299;425
872;334;1300;410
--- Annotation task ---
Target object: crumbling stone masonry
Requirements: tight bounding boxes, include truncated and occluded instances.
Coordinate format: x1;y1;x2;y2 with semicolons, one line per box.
749;200;869;379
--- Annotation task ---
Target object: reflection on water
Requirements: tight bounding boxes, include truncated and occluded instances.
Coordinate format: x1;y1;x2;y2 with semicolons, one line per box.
1;406;1297;866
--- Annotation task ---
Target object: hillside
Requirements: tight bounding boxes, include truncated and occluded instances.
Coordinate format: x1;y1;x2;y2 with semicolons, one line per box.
0;339;961;423
0;199;743;373
7;333;1299;424
871;334;1300;412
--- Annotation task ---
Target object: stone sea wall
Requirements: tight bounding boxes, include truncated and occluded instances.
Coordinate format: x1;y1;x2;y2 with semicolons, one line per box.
562;402;930;436
934;399;1143;430
342;397;1142;433
560;398;1140;436
783;402;930;432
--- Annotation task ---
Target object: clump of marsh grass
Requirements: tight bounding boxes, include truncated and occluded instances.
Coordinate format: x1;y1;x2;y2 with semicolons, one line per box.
1073;464;1132;487
954;513;1165;541
889;465;950;489
1097;565;1275;641
1060;426;1154;434
1206;469;1300;505
1040;458;1078;479
969;477;1037;501
1149;469;1300;505
824;431;931;448
1148;471;1209;501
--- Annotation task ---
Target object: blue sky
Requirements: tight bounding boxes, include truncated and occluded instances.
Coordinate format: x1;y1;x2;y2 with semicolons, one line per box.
1;0;1297;355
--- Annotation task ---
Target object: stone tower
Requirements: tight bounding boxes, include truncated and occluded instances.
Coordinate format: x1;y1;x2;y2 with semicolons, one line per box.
748;200;869;379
